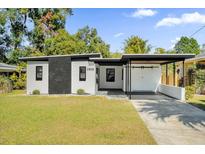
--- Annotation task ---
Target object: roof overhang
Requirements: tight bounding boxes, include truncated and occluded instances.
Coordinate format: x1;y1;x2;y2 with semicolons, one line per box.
89;58;124;65
19;53;195;65
91;54;195;65
0;63;17;72
121;54;195;64
19;53;102;61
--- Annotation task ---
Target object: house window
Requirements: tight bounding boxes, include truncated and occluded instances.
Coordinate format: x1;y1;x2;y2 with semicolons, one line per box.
36;66;43;81
106;68;115;82
79;66;86;81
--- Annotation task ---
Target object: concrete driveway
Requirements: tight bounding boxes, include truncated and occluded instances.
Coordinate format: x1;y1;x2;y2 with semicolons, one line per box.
132;94;205;145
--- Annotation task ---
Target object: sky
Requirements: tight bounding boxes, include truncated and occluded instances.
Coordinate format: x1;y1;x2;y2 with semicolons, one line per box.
65;8;205;53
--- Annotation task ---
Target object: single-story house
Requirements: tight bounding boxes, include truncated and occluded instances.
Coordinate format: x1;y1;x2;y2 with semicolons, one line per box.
20;53;195;100
0;63;17;76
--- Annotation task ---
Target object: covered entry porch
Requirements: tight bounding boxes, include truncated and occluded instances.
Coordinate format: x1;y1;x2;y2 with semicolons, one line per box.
122;54;195;100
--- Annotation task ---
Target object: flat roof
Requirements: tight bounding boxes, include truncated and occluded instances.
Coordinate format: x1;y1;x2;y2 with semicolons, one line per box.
121;54;195;60
19;53;102;61
89;58;121;62
20;53;195;64
90;54;195;64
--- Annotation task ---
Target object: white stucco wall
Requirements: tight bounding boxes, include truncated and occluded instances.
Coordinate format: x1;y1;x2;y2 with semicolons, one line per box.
159;84;185;101
71;61;96;94
27;61;49;94
124;64;161;92
99;65;123;89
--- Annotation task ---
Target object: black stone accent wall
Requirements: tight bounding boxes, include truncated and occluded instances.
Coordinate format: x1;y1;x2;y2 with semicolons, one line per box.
49;57;71;94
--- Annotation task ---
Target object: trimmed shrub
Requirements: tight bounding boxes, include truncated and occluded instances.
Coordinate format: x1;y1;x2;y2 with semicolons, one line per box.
32;89;40;95
77;88;85;95
185;86;195;100
0;76;12;93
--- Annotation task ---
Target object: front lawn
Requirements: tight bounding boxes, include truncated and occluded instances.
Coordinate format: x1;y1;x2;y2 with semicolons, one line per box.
0;92;156;144
188;95;205;111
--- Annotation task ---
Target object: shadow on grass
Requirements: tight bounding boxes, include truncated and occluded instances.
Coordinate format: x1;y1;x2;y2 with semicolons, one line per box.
188;102;205;111
199;100;205;103
137;99;205;130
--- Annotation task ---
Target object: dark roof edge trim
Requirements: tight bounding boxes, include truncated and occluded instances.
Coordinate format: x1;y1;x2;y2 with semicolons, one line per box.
19;53;102;61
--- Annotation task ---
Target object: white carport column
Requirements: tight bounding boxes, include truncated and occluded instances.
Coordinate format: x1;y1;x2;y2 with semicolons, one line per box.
129;59;132;99
182;60;185;87
173;62;176;86
125;60;131;99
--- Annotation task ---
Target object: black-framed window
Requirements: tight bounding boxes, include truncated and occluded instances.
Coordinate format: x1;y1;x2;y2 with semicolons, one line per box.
36;66;43;81
79;66;86;81
106;68;115;82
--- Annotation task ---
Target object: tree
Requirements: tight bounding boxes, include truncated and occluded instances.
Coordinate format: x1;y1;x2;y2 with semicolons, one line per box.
111;52;122;58
0;18;11;62
7;47;43;64
28;9;73;52
0;9;28;50
0;8;73;63
45;29;86;55
124;36;150;54
0;9;26;62
75;26;110;57
154;48;166;54
174;36;200;55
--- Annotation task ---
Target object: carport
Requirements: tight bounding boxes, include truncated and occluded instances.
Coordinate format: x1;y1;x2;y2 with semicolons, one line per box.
121;54;195;100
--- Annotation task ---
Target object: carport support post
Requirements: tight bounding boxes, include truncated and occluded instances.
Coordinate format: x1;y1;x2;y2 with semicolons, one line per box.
126;63;128;94
129;59;131;99
166;64;168;85
126;62;129;95
173;62;176;86
182;60;185;87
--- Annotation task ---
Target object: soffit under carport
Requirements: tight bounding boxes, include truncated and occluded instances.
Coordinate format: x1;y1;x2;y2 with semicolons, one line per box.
131;60;170;64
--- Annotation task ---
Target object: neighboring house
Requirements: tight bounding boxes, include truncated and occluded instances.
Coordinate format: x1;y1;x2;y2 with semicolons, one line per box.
184;53;205;94
0;63;17;76
20;53;194;100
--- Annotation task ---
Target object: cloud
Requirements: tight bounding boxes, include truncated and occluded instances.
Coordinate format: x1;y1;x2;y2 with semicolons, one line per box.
169;37;180;49
131;9;157;18
156;12;205;27
114;32;124;38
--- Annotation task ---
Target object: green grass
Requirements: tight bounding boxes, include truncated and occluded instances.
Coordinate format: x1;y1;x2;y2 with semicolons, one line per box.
0;90;25;96
188;95;205;111
0;91;156;144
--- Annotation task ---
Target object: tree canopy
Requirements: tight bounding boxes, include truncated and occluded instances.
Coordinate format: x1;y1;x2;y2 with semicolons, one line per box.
0;8;73;63
154;48;166;54
174;36;200;55
111;52;122;58
75;26;110;57
0;9;113;63
124;36;150;54
0;9;204;65
45;29;86;55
